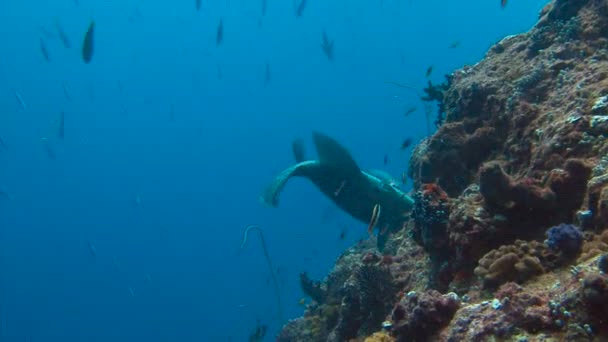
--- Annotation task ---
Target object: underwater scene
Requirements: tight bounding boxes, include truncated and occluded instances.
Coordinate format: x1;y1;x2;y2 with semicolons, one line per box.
2;0;608;341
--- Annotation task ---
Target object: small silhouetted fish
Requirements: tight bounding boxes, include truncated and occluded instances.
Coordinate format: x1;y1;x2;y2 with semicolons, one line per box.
40;38;50;62
448;41;461;49
82;21;95;64
42;138;56;160
261;0;267;16
264;63;271;88
74;0;79;7
62;82;72;102
128;287;135;297
383;154;389;165
127;7;143;23
295;0;307;17
426;66;433;77
216;19;223;46
87;240;97;257
339;227;347;240
0;136;7;150
321;31;334;61
249;323;267;342
196;0;202;11
13;89;27;111
58;112;65;139
402;171;407;185
501;0;507;8
400;137;413;150
134;192;142;207
404;106;416;116
0;187;11;201
145;273;152;283
41;26;55;40
55;20;71;49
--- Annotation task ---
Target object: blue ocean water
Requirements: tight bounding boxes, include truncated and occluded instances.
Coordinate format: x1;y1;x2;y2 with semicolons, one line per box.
0;0;548;340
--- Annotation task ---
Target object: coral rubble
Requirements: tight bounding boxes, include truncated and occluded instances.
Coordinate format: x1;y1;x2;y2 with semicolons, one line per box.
278;0;608;340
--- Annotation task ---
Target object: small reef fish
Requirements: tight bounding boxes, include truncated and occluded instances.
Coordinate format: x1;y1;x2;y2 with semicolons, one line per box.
264;63;271;88
298;298;306;305
62;82;72;102
426;66;433;77
334;180;346;197
58;112;65;140
295;0;307;17
339;227;347;240
40;38;50;62
82;20;95;64
13;89;27;111
400;137;413;150
321;31;334;61
367;204;381;235
383;154;389;165
401;172;407;185
249;323;267;342
41;138;56;160
55;20;72;49
40;26;55;40
196;0;201;11
261;0;267;16
145;273;152;283
87;240;97;257
501;0;507;8
404;106;417;116
127;7;143;24
128;287;135;297
216;19;224;46
448;41;461;49
0;186;12;201
384;81;417;90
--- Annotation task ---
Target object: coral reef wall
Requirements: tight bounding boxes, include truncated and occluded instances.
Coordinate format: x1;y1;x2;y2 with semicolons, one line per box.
278;0;608;341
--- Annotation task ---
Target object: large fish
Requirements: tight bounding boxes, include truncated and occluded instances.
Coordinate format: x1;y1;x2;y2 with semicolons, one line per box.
261;132;414;250
82;21;95;63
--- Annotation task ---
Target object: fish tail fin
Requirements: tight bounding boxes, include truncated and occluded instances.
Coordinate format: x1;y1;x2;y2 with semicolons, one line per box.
260;164;299;207
260;161;314;207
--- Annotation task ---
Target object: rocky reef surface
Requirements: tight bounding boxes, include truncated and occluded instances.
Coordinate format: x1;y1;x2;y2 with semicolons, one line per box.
278;0;608;340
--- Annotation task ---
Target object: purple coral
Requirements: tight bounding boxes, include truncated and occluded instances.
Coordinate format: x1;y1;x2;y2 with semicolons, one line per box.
544;223;583;257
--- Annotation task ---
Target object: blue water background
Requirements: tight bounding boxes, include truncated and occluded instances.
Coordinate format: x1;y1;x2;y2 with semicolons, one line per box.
0;0;548;340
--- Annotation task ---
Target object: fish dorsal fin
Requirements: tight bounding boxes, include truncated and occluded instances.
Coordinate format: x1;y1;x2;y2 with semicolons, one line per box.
312;132;360;175
292;138;306;163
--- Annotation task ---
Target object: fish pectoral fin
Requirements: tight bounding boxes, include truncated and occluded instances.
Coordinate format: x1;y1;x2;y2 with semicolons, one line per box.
260;161;317;207
312;132;360;176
